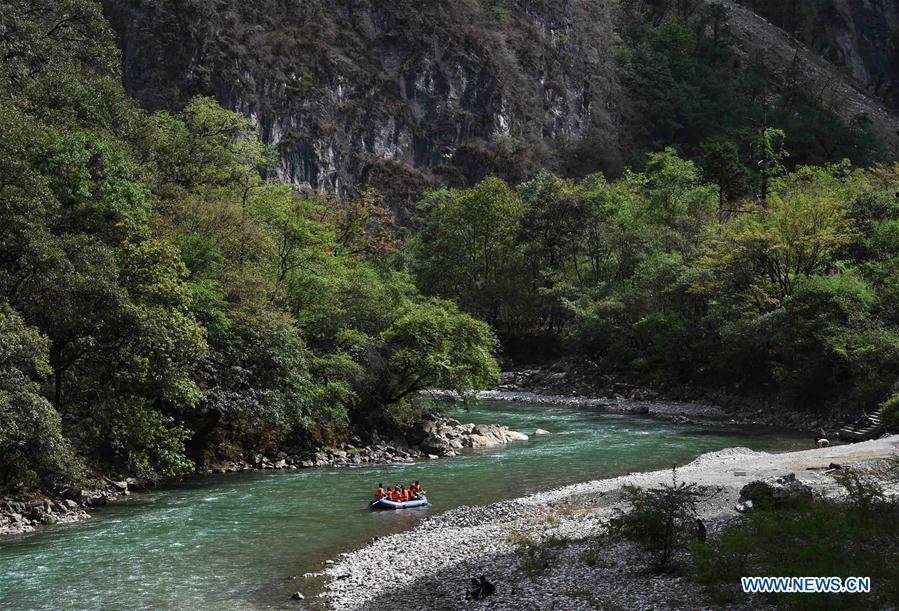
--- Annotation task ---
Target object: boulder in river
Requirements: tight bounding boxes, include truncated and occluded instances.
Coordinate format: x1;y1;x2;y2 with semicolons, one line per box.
467;424;529;446
106;479;129;494
470;424;504;446
534;428;551;436
406;419;437;445
504;430;529;442
405;417;530;454
420;434;452;456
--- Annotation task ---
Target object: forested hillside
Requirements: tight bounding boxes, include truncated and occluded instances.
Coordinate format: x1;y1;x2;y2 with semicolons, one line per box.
411;154;899;413
0;0;497;490
2;0;899;494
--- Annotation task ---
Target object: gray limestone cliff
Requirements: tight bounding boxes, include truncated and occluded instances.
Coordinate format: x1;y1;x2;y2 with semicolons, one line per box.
103;0;628;209
102;0;899;210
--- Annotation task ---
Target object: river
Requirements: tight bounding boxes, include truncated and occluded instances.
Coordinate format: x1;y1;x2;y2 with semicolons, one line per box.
0;400;806;609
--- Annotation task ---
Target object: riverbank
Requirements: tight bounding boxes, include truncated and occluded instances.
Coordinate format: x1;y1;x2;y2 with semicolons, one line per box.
321;435;899;610
0;482;129;536
493;364;852;431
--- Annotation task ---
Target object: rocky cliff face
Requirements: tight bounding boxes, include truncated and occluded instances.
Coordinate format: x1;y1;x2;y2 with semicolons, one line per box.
103;0;899;209
103;0;628;209
737;0;899;112
720;0;899;157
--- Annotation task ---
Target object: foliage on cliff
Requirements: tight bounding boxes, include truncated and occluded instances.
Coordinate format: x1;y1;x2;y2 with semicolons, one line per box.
618;5;880;169
0;0;498;488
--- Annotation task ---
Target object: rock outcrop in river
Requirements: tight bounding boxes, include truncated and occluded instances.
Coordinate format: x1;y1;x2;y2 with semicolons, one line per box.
207;415;530;472
406;415;529;457
0;483;126;535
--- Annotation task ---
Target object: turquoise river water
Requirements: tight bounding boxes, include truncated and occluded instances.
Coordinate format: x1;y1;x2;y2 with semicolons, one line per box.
0;400;806;609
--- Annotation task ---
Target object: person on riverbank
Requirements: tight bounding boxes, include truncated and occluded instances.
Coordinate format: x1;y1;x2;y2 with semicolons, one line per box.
815;429;830;448
465;575;496;600
851;411;872;430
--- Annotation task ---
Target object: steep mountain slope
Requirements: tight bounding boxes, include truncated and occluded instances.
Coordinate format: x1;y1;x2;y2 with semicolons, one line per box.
103;0;899;209
103;0;629;209
723;0;899;157
737;0;899;112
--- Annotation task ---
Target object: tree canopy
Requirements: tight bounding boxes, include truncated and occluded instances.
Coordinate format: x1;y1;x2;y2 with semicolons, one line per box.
0;0;498;488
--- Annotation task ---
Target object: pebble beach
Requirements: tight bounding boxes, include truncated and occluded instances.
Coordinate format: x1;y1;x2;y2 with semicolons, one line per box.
321;436;899;610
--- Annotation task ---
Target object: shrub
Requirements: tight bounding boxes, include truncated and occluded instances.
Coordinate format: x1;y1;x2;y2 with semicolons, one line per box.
579;534;608;567
881;393;899;431
692;496;899;607
608;468;702;571
519;544;553;579
833;468;888;513
506;530;566;580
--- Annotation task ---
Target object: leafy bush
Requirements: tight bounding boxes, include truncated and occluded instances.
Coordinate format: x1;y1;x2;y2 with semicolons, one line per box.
881;394;899;432
0;305;82;489
833;468;888;514
693;474;899;608
608;469;702;571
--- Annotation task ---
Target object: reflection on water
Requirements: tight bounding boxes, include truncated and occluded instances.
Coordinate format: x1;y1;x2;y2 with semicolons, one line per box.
0;401;805;609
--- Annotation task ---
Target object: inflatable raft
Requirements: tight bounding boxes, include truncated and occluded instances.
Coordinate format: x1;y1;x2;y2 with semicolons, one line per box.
369;496;428;510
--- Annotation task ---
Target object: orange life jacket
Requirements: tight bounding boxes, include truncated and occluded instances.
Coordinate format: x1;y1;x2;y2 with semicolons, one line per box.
389;490;400;502
375;487;385;499
402;489;411;502
412;483;422;494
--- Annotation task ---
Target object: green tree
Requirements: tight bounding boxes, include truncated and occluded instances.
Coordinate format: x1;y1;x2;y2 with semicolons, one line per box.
751;128;789;204
700;139;750;211
413;177;527;333
638;147;718;251
373;298;500;409
696;164;856;315
0;304;81;489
